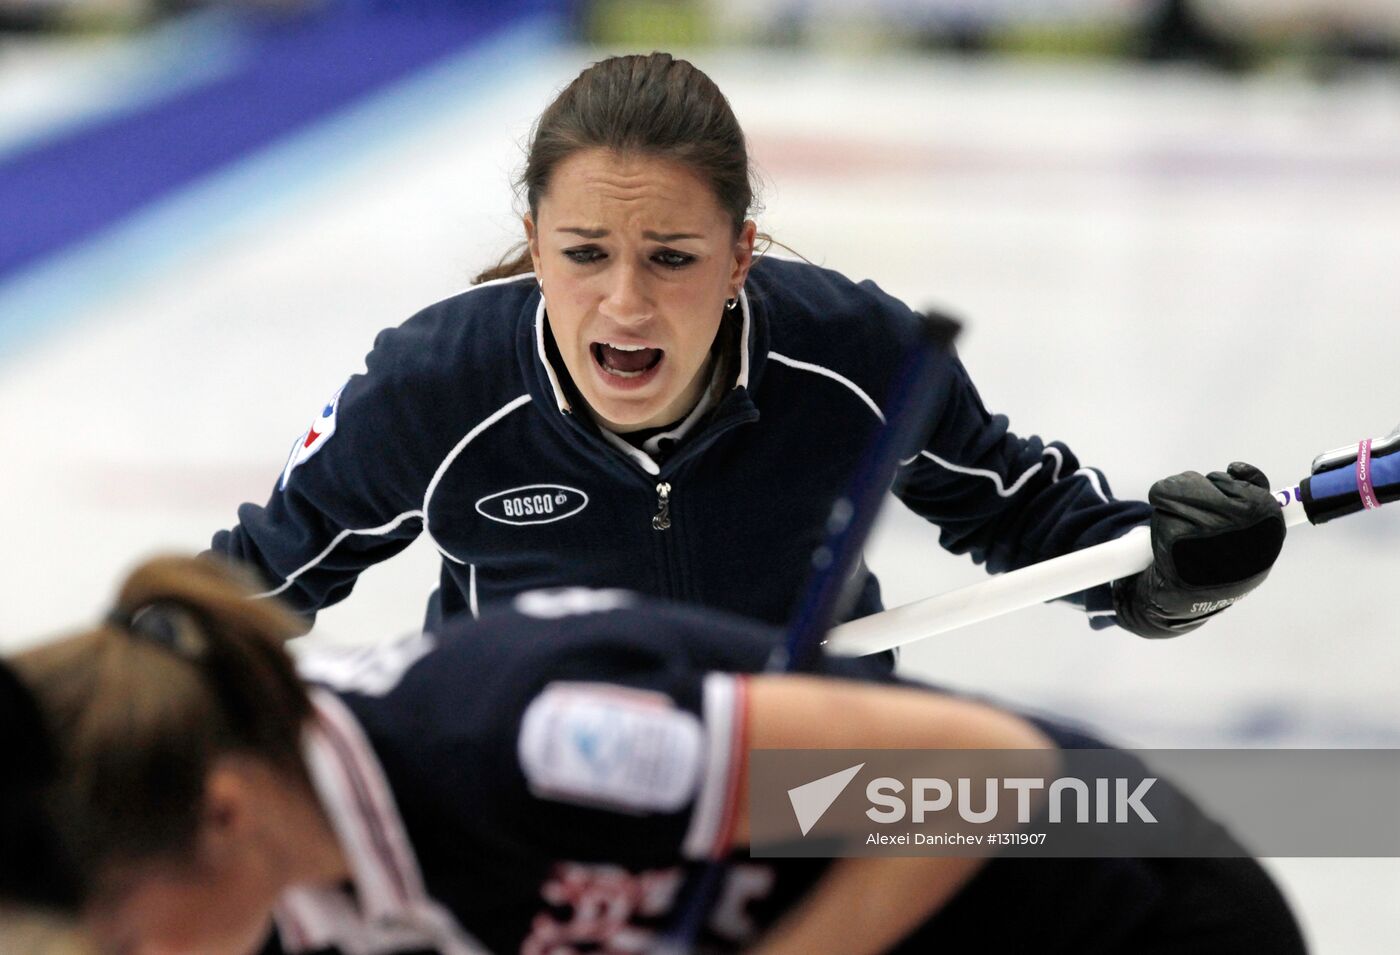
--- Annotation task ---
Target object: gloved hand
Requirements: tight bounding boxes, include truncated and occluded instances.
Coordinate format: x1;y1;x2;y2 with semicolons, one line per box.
1113;462;1286;638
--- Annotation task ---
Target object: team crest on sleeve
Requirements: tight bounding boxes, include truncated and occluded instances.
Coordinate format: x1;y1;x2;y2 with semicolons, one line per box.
519;682;704;813
280;381;348;490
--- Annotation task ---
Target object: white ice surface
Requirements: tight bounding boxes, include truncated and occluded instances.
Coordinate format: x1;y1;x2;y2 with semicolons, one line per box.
2;42;1398;952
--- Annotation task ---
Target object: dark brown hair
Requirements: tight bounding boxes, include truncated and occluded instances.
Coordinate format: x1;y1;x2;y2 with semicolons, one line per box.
475;52;759;284
1;555;310;910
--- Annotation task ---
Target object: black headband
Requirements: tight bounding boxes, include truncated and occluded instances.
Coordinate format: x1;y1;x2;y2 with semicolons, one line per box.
109;602;257;739
107;603;207;661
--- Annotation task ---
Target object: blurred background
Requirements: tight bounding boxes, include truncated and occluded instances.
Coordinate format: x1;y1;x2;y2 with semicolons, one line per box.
2;0;1399;950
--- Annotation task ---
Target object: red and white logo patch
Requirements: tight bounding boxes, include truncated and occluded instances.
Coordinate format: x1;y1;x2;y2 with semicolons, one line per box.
279;382;347;490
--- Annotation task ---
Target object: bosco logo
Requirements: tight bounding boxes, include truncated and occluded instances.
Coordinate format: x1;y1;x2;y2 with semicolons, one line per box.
475;484;589;526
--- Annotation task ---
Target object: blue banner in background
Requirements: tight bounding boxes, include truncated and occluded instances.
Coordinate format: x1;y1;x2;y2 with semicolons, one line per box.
0;0;565;284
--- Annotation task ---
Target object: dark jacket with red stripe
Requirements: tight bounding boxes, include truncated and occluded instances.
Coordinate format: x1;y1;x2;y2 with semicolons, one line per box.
263;593;1261;955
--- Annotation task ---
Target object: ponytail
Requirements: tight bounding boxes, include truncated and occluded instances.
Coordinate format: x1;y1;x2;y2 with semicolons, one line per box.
0;555;311;912
472;242;534;285
109;555;310;768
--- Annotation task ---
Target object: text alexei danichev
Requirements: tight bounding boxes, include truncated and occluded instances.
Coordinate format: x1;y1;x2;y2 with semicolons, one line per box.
867;832;984;846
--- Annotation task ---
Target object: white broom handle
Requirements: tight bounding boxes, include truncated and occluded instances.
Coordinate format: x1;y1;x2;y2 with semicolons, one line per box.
827;490;1311;657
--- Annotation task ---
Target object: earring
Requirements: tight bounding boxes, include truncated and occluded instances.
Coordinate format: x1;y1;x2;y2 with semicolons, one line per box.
724;297;738;311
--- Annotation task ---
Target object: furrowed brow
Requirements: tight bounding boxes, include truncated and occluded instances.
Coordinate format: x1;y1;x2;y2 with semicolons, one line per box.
556;227;703;242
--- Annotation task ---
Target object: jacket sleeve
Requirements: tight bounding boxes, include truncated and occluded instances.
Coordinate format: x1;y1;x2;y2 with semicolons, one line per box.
349;600;768;870
209;321;445;621
892;341;1150;629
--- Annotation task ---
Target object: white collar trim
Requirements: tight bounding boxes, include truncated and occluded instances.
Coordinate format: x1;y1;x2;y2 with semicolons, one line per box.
273;690;485;955
534;296;571;414
735;287;752;390
639;357;724;457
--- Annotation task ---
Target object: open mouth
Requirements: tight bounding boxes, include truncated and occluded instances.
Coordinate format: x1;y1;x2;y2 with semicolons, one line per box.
592;341;664;379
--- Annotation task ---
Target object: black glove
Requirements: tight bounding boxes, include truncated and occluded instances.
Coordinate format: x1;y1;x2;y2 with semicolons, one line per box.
1113;462;1286;638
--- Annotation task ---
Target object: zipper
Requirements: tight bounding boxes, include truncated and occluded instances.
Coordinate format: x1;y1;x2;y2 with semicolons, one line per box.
652;482;672;531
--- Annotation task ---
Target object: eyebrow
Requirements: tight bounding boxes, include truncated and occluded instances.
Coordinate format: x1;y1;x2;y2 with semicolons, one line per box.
557;227;703;242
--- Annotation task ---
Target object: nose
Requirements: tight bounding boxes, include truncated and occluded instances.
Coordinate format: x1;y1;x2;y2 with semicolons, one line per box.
597;259;653;326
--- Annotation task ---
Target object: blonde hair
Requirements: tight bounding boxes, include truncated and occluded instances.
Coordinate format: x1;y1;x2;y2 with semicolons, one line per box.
0;908;94;955
4;555;310;910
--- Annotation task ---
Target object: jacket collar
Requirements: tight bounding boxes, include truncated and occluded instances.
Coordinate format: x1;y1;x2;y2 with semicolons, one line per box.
273;690;485;955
